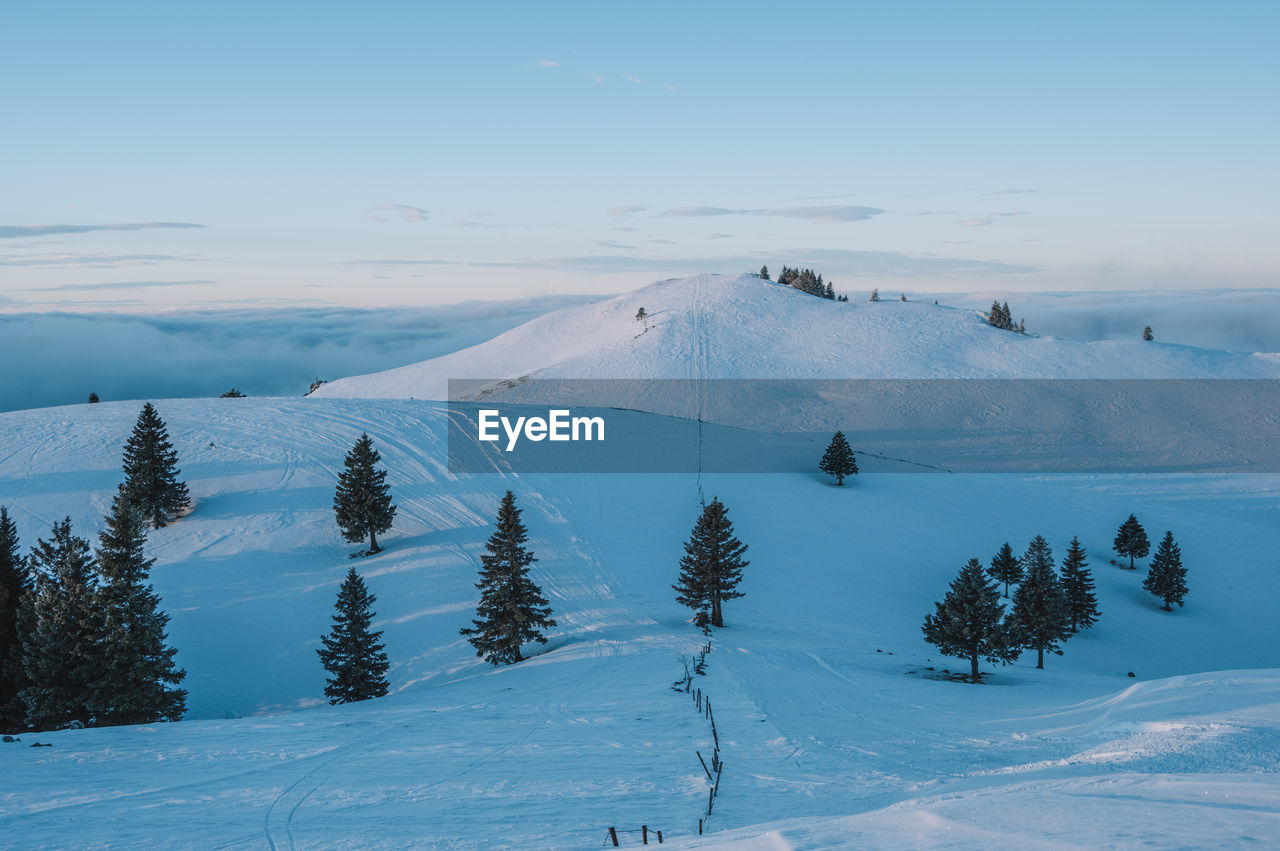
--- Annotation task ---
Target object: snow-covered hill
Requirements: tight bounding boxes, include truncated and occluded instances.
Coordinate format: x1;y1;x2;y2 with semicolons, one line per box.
313;274;1280;404
2;394;1278;847
3;275;1279;846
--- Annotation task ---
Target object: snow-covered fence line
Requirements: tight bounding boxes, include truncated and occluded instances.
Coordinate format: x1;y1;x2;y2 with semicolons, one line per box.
604;824;665;845
671;641;724;833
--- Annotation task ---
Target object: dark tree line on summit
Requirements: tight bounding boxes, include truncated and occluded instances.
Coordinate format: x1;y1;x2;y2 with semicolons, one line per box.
759;265;847;301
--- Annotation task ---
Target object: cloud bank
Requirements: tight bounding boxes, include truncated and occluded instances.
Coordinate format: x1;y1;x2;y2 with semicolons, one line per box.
0;295;605;413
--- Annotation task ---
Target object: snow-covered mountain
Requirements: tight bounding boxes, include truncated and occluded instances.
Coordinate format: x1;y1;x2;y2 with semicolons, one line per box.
313;274;1280;403
3;275;1279;847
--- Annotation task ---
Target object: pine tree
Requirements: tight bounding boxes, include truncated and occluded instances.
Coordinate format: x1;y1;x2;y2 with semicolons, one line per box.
900;293;907;302
921;558;1018;682
759;265;770;281
1143;531;1188;611
672;497;748;628
1002;302;1013;330
988;542;1022;598
317;567;391;702
989;300;1005;328
1007;536;1071;669
1142;325;1154;342
19;519;104;730
88;392;100;404
460;491;557;665
1113;514;1150;569
1059;536;1100;631
92;489;187;725
333;433;397;555
0;507;32;731
869;288;880;302
121;403;190;528
819;431;858;485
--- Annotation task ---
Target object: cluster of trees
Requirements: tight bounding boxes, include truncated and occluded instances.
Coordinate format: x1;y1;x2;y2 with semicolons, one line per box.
868;289;908;303
1143;325;1155;341
922;535;1099;681
319;477;561;704
987;301;1026;334
1114;514;1188;611
0;404;190;733
924;513;1192;683
760;265;847;301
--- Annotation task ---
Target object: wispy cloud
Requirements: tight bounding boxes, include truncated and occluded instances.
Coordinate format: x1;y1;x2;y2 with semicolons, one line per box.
18;279;216;292
623;74;645;84
536;59;559;67
658;205;884;223
0;222;203;239
367;204;429;223
995;188;1038;195
586;72;606;84
0;253;199;268
705;233;733;240
608;205;649;216
344;258;453;266
957;217;993;227
665;84;678;91
993;210;1030;217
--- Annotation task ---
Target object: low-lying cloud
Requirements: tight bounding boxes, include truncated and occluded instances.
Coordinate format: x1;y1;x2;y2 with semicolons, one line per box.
0;295;604;413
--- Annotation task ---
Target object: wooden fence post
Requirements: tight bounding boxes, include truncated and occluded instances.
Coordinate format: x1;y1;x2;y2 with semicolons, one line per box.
696;750;713;781
657;830;663;844
699;818;703;835
608;826;619;847
642;824;649;844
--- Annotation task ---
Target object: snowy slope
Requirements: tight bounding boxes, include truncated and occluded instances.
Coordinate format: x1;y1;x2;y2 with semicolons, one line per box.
312;274;1280;404
2;396;1279;847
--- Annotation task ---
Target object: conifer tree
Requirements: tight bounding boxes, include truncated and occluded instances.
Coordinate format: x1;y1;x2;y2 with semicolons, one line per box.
673;497;748;628
317;567;391;702
1007;536;1071;669
1143;531;1188;611
1113;514;1150;569
460;491;557;665
989;300;1004;328
1142;325;1154;342
759;265;770;280
1059;536;1100;631
0;507;32;730
1002;302;1013;330
900;293;907;302
869;288;880;302
19;519;104;730
824;281;835;300
121;403;190;528
92;489;187;725
819;431;858;485
333;433;397;555
921;558;1018;682
988;542;1022;598
88;392;100;404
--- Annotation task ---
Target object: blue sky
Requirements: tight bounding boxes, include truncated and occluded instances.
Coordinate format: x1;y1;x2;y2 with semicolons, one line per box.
2;1;1277;309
